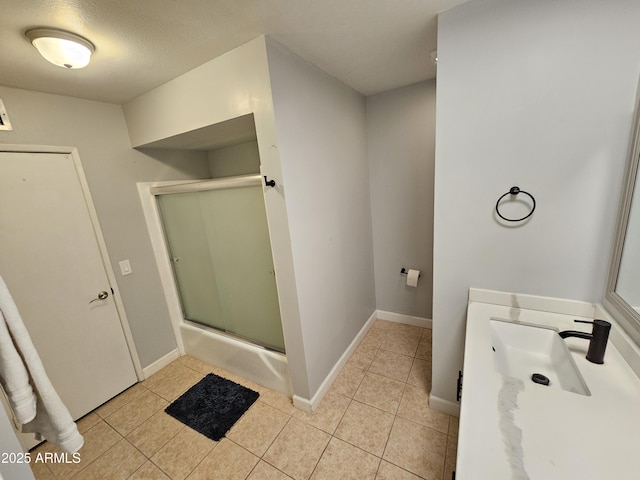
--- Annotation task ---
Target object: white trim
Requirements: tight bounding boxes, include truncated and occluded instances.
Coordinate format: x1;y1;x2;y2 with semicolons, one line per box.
137;180;202;354
291;395;313;412
0;144;144;380
596;304;640;380
429;393;460;417
138;179;296;395
295;309;432;412
69;148;144;380
295;310;378;412
150;173;262;195
376;310;432;329
142;349;180;378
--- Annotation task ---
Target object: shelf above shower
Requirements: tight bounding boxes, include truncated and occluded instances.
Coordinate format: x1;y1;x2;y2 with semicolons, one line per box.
138;113;257;151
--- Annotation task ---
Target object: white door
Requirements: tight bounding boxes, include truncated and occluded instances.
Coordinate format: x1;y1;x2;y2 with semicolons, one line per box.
0;150;138;445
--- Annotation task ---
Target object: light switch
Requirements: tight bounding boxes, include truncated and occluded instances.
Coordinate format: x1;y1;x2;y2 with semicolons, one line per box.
119;259;132;276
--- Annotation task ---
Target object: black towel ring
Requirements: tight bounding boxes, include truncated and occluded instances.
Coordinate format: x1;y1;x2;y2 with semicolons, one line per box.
495;186;536;222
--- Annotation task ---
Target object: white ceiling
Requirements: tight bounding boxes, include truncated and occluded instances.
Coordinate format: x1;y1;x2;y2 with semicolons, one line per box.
0;0;467;105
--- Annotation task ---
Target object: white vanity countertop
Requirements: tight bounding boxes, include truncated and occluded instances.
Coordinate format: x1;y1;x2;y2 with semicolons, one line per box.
456;289;640;479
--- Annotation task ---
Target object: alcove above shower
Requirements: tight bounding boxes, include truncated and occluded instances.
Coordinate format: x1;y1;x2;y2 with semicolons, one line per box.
124;36;372;411
138;113;261;179
134;111;293;396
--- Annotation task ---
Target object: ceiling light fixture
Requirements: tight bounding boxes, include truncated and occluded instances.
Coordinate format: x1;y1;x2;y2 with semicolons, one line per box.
25;28;95;69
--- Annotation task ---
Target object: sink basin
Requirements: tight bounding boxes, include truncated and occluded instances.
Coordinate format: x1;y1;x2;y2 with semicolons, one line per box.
490;318;590;396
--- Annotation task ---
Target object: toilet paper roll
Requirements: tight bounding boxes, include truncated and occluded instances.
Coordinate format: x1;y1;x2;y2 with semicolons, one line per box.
406;269;420;288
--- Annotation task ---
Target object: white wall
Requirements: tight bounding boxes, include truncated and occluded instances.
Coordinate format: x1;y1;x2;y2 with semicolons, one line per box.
123;36;312;399
125;36;376;401
208;140;261;178
432;0;640;411
265;39;376;396
367;81;436;319
0;86;211;368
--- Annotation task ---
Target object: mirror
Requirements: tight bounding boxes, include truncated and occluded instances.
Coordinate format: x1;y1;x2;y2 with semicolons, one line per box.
605;79;640;345
616;179;640;309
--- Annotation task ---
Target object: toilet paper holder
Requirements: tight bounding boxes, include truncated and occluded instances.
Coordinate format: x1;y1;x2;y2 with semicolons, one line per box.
400;267;420;278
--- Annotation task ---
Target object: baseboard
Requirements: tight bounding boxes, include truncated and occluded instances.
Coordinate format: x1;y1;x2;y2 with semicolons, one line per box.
299;310;378;412
429;393;460;417
376;310;432;329
297;309;432;412
292;395;314;413
142;349;180;379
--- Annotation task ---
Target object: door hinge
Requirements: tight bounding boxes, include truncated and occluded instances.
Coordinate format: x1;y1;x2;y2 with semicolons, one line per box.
456;370;463;402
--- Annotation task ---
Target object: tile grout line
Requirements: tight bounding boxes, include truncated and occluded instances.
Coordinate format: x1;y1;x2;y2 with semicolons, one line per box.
306;432;331;480
243;406;295;478
110;437;148;479
340;325;425;479
172;437;218;480
136;424;189;477
61;418;125;480
68;434;128;479
93;384;150;422
35;322;440;480
258;407;293;458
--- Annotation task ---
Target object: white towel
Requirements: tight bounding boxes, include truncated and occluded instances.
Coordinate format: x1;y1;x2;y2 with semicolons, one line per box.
0;310;36;424
0;274;83;453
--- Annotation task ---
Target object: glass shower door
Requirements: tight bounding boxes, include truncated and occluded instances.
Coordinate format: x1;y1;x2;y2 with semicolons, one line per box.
157;182;285;352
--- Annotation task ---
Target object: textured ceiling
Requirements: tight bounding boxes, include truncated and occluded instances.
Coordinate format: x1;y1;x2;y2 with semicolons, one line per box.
0;0;467;104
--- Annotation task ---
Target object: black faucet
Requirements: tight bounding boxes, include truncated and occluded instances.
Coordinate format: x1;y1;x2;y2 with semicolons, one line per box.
558;319;611;364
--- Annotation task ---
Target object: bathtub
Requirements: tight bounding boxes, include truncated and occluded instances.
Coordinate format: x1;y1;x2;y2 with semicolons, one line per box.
138;180;292;399
180;320;292;397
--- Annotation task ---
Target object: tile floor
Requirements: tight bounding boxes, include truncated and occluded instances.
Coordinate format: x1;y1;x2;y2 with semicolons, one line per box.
30;320;458;480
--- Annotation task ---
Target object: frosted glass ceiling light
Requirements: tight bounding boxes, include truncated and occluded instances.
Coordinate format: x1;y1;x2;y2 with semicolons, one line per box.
25;28;94;69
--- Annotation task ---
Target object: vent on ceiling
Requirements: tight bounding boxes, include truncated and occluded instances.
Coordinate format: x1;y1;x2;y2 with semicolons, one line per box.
0;99;13;131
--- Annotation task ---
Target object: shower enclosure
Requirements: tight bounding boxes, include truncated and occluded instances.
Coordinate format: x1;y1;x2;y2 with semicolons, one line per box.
153;174;285;353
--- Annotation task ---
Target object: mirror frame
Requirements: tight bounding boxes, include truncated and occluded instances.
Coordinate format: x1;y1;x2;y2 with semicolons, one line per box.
604;79;640;346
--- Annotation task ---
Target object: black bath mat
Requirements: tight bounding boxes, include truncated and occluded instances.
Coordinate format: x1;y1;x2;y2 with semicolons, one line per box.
165;373;259;441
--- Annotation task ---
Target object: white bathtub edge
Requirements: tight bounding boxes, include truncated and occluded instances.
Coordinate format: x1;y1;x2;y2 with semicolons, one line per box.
180;322;292;397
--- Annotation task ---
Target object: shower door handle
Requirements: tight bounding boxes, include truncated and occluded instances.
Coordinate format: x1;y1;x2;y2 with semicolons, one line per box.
89;291;109;304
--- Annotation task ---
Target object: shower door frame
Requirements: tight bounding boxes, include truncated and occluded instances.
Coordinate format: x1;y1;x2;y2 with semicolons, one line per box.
137;175;283;356
150;174;285;354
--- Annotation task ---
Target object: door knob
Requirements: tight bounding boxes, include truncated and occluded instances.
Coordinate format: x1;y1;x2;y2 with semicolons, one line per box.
89;291;109;304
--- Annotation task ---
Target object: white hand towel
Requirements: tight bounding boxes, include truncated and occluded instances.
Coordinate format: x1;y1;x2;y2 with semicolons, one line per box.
0;274;83;453
0;310;37;424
